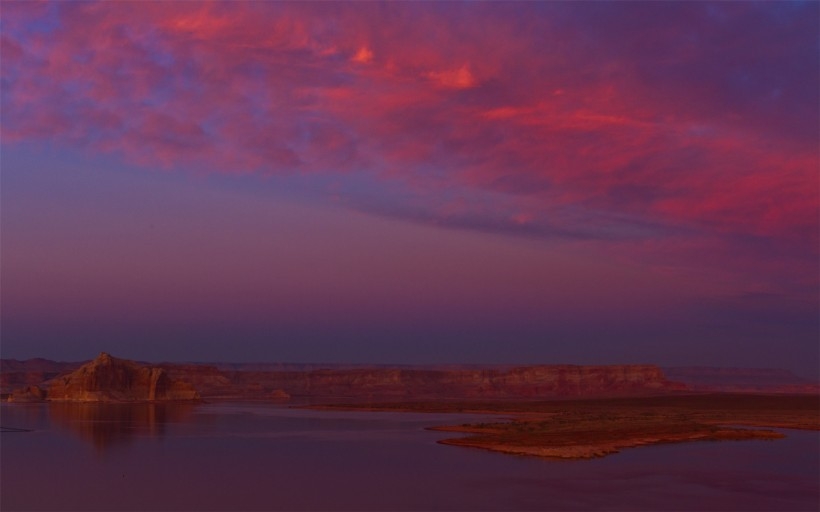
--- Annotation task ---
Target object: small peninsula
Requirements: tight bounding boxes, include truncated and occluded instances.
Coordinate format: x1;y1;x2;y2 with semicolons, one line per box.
313;394;820;459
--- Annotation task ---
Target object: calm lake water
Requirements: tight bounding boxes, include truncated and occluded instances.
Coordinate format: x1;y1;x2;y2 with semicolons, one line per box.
1;402;817;511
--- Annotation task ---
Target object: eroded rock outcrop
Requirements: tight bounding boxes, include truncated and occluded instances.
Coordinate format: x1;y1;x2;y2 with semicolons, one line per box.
46;353;200;402
7;385;47;402
270;389;291;401
315;364;684;398
160;363;236;397
1;358;80;394
174;363;684;399
7;355;818;401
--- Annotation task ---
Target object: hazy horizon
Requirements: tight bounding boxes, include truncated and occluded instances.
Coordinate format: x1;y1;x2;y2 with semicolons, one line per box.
3;352;817;382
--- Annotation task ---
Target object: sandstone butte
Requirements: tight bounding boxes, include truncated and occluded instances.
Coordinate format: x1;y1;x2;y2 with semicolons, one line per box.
32;352;200;402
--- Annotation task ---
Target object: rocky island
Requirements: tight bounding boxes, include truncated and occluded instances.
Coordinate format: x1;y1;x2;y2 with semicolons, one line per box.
316;393;819;459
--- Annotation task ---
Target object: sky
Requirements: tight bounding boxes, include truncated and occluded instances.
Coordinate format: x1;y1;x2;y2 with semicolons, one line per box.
1;1;818;376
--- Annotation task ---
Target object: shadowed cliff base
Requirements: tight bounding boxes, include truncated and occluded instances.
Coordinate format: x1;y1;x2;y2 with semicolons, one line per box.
311;394;820;459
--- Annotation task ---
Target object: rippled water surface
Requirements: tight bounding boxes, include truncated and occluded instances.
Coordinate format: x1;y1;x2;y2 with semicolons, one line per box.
1;402;817;511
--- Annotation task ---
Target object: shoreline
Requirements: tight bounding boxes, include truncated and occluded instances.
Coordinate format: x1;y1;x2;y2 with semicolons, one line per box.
307;393;819;460
429;422;785;459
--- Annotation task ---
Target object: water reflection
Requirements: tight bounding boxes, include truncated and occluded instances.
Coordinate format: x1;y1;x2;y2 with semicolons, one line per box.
48;402;196;453
0;403;50;431
2;403;816;511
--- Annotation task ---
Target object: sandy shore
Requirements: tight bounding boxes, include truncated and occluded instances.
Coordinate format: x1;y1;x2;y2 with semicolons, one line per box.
308;393;819;459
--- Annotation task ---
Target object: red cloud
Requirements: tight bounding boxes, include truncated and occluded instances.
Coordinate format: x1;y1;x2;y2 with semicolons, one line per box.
2;1;817;298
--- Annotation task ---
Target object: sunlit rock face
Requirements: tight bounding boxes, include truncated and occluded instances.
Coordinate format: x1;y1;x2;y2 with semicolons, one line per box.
372;364;681;398
47;353;200;402
7;385;47;402
0;358;80;394
12;354;819;403
201;364;686;399
159;363;236;398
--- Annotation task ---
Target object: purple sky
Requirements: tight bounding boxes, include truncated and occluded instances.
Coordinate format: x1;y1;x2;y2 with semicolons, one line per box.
1;2;818;376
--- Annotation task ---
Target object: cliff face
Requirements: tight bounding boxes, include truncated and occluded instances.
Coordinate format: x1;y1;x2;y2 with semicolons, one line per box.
5;355;688;402
160;364;235;397
7;385;47;402
46;353;200;402
167;364;684;399
0;358;81;394
311;366;640;398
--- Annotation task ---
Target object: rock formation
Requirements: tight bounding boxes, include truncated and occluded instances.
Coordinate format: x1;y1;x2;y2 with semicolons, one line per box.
165;363;686;399
7;385;47;402
159;363;236;397
11;354;817;402
269;389;291;401
1;358;80;395
46;353;200;402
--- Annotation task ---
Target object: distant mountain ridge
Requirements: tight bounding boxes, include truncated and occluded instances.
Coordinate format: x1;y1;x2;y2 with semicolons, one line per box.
2;354;817;402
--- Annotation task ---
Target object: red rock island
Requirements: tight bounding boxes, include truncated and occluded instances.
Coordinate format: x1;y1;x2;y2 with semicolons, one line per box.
45;352;199;402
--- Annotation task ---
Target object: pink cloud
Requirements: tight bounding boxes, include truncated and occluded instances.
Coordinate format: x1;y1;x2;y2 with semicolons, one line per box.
351;47;374;64
427;65;476;89
2;1;817;298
